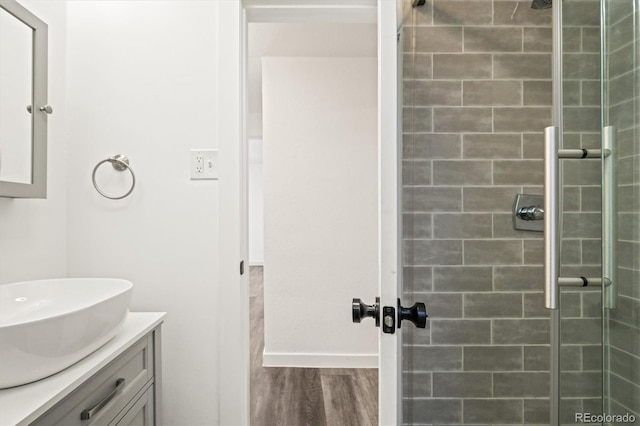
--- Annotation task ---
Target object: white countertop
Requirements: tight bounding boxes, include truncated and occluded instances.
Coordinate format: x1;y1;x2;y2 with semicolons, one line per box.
0;312;166;426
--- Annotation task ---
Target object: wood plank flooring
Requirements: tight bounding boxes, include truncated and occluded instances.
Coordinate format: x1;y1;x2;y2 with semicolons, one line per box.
249;266;378;426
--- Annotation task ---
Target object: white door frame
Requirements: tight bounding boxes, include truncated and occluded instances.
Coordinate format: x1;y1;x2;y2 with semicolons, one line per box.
216;2;399;424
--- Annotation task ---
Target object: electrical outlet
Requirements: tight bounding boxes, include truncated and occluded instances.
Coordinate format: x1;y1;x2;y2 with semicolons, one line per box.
190;149;218;180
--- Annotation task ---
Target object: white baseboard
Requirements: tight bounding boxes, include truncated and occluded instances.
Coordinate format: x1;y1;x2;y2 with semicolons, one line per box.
262;351;378;368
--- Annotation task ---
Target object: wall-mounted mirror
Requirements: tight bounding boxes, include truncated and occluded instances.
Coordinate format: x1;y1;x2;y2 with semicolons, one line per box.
0;0;48;198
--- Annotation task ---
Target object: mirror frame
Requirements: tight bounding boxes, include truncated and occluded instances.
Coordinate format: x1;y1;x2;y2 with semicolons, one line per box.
0;0;48;198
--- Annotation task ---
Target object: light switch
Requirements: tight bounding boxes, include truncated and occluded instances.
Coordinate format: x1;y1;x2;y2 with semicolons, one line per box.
190;149;218;180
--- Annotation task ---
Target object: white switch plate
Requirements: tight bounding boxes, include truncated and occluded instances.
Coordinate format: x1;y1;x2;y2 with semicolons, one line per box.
190;149;219;180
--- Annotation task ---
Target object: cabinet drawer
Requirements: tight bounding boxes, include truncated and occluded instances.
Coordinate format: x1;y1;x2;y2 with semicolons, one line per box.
112;383;154;426
32;334;154;426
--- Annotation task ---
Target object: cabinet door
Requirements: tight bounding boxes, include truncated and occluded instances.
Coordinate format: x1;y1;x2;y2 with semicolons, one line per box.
115;386;154;426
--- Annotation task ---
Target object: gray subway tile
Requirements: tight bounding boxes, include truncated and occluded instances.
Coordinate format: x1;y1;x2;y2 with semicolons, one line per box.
562;0;601;26
582;344;602;371
463;81;522;106
433;54;492;79
463;133;522;159
402;53;432;80
561;371;602;397
493;159;544;185
433;0;493;25
561;213;602;238
524;239;544;264
524;398;551;424
564;27;582;52
610;374;640;415
581;186;601;211
464;240;523;265
560;318;602;344
494;107;551;132
523;80;552;105
433;160;492;185
433;372;492;397
431;319;491;344
493;319;550;344
610;346;640;388
524;345;551;371
404;345;462;372
434;107;493;132
563;53;600;79
494;266;544;291
402;371;431;398
524;27;552;52
563;80;581;105
402;160;432;186
433;266;493;292
464;346;523;371
414;26;463;53
563;106;601;132
581;239;601;265
402;213;432;239
493;213;543;239
403;266;433;293
494;1;552;26
464;293;523;318
524;292;550;318
464;27;522;53
463;187;522;212
433;213;492;239
403;398;462;425
561;345;582;371
403;133;461;160
493;372;550;397
405;80;461;106
523;132;544;159
407;239;463;265
494;54;552;79
425;293;463;318
403;187;462;212
581;80;600;106
463;398;523;424
403;107;432;132
560;292;581;318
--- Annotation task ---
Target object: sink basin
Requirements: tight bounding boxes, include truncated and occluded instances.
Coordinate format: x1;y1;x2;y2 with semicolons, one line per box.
0;278;132;388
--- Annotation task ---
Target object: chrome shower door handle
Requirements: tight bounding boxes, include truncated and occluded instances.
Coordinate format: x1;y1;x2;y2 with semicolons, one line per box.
544;126;560;309
603;126;617;309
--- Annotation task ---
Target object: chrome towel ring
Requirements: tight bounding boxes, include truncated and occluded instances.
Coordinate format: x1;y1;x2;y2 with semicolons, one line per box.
92;154;136;200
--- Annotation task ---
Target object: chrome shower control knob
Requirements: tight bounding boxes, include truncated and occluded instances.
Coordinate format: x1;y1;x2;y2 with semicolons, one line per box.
517;206;544;221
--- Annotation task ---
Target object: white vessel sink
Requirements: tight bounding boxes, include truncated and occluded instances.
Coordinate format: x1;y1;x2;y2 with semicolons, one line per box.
0;278;132;389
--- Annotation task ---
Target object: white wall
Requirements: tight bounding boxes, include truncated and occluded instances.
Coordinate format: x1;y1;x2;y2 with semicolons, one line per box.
64;2;219;424
0;0;67;284
262;57;378;367
248;138;264;265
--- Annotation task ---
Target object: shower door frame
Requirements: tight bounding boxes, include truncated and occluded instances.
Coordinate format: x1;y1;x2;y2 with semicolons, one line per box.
216;2;403;425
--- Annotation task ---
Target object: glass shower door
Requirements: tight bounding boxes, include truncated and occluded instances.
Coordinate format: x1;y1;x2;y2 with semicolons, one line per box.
603;0;640;421
557;0;605;423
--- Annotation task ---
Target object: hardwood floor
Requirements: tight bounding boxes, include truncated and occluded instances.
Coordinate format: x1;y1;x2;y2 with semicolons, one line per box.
249;266;378;426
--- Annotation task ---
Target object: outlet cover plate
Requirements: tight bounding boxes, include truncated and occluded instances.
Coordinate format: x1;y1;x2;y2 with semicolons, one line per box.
190;149;218;180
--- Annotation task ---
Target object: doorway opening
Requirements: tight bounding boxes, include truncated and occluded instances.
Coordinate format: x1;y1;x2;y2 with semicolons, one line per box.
246;22;380;424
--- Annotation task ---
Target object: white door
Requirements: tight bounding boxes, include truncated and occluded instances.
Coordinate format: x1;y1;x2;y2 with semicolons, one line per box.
377;0;403;424
375;1;428;424
217;1;425;425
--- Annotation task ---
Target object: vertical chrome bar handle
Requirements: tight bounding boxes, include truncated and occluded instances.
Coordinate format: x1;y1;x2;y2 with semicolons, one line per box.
603;126;617;309
545;126;560;309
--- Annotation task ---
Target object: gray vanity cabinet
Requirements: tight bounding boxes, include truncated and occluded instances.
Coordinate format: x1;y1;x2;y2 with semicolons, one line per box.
31;326;161;426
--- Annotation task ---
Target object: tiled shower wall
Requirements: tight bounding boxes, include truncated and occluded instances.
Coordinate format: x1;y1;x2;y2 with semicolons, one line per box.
606;0;640;420
401;2;554;424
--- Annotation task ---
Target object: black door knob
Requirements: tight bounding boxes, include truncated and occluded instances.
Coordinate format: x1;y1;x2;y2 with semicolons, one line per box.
352;297;380;327
398;300;428;328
